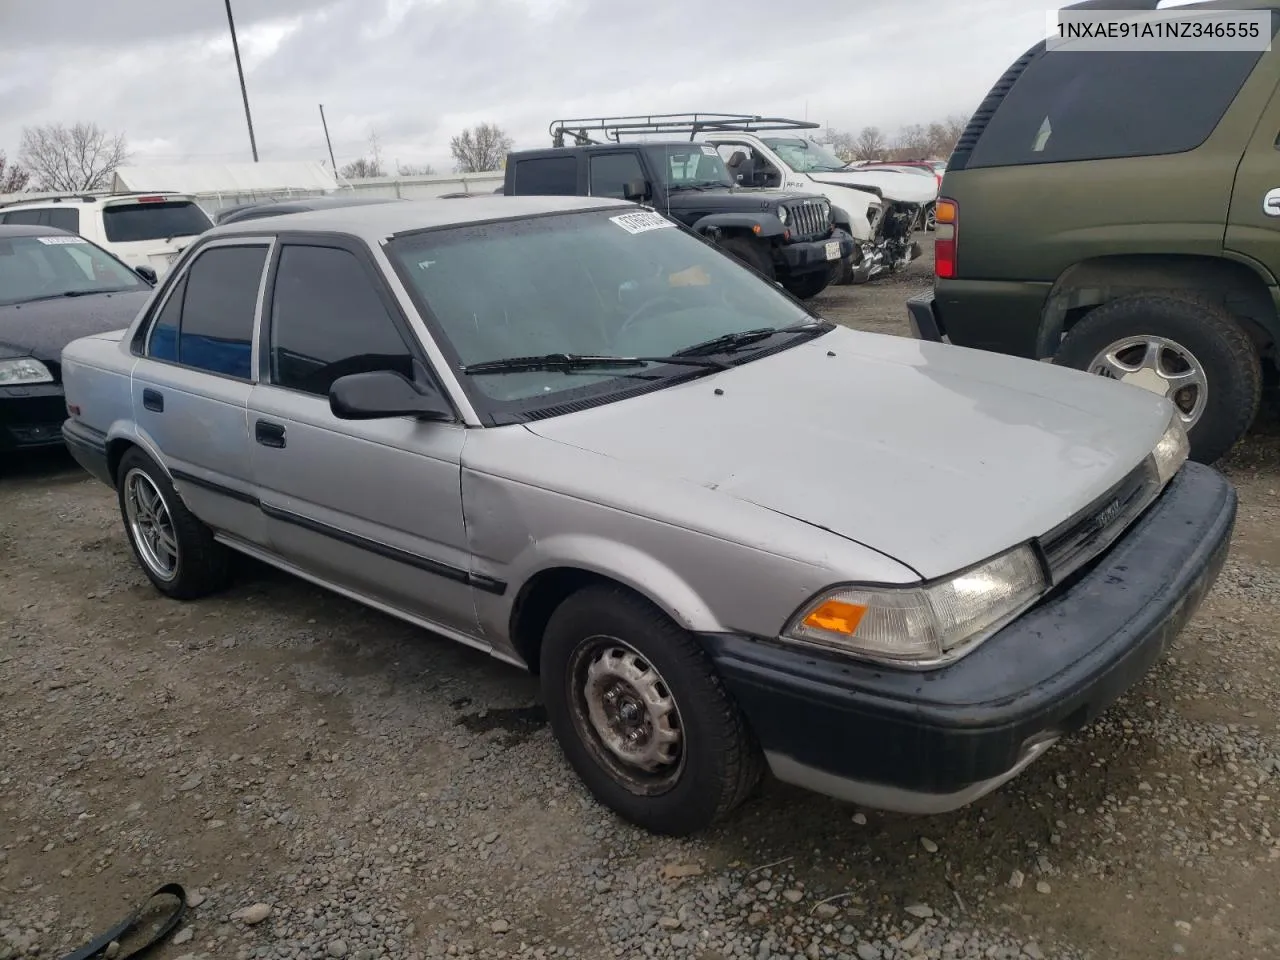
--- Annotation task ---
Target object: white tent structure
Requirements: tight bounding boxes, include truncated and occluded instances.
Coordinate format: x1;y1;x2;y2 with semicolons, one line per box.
110;161;345;217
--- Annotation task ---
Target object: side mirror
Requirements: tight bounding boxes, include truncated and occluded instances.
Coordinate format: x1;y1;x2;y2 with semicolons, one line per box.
623;179;652;203
329;369;452;421
135;264;158;284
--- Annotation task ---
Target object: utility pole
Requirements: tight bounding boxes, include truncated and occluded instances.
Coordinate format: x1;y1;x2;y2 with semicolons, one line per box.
319;104;337;173
223;0;259;161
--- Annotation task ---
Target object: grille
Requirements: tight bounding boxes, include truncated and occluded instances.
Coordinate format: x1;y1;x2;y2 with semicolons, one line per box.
1039;460;1159;584
785;199;829;240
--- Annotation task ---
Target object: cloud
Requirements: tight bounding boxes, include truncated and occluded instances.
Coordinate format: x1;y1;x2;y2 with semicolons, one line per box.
0;0;1050;175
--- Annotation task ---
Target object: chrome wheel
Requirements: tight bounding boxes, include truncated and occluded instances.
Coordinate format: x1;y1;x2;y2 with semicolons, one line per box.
123;467;179;581
923;203;936;231
1088;335;1209;428
568;637;684;796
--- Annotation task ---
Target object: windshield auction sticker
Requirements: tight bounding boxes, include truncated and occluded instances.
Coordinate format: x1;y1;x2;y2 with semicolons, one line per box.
36;236;88;244
610;211;675;234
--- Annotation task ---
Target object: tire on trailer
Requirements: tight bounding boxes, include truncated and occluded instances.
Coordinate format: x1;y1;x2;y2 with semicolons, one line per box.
1052;293;1262;465
717;234;776;282
539;584;764;836
115;446;232;599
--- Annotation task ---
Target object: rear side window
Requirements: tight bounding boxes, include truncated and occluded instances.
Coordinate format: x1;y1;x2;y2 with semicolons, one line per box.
45;208;80;232
2;209;46;225
967;47;1268;168
267;244;415;396
512;156;578;194
102;200;213;242
150;244;267;379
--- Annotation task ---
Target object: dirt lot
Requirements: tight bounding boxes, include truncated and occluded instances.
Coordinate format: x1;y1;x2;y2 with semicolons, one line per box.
3;235;1280;960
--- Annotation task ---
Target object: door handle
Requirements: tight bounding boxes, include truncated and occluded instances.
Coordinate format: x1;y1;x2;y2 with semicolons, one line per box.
1264;188;1280;216
254;419;286;448
142;388;163;412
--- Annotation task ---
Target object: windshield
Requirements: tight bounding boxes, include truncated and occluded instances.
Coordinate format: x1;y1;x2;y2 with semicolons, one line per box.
640;144;734;188
387;208;819;421
762;137;848;172
0;235;148;306
102;200;213;243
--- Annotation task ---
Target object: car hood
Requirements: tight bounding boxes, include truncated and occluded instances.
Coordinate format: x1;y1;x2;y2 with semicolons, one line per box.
523;326;1173;579
662;187;824;215
812;170;937;206
0;290;150;363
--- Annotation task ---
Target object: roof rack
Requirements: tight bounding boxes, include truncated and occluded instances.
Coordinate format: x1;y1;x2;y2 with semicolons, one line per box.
0;189;180;210
549;113;820;147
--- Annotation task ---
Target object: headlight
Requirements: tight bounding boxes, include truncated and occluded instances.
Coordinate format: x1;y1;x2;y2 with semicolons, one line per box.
776;205;788;225
1148;412;1189;487
0;357;53;386
782;544;1047;666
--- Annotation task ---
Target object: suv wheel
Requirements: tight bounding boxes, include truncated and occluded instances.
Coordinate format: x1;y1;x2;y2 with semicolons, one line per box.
782;269;834;300
116;447;231;599
540;584;764;836
718;235;776;281
1054;294;1261;465
920;202;936;232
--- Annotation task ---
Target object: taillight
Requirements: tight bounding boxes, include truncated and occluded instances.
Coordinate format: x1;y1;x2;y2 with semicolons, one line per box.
135;195;166;203
934;199;957;279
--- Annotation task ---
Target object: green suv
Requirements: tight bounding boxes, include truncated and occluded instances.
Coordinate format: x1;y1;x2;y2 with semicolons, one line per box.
907;0;1280;464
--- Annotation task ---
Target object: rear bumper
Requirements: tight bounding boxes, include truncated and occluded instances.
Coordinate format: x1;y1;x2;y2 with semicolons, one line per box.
928;278;1054;358
704;461;1235;814
776;230;855;275
1;383;69;452
61;419;113;486
906;291;946;342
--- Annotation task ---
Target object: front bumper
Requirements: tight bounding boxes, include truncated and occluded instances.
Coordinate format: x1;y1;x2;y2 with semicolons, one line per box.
703;460;1236;815
776;230;855;275
1;383;69;452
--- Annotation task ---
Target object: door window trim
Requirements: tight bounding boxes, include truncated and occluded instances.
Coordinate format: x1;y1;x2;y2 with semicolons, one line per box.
254;231;463;423
134;234;276;385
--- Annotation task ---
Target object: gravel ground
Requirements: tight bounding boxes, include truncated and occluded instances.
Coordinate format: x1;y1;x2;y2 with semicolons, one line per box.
3;233;1280;960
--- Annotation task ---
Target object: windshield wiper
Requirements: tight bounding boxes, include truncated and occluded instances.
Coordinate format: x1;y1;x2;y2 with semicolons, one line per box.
461;352;729;375
673;321;830;358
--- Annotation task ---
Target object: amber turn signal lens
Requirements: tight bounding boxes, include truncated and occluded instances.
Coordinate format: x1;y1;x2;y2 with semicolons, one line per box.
934;199;956;224
802;599;868;635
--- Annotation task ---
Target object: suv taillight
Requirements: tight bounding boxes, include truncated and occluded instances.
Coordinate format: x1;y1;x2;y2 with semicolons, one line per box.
934;199;957;278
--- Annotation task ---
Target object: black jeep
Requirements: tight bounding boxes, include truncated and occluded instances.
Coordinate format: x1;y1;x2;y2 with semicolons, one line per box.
501;120;855;300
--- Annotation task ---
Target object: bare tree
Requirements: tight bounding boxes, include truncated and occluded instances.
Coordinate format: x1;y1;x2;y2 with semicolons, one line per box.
450;123;513;173
396;162;436;176
19;122;129;192
890;124;931;160
0;151;30;193
338;156;385;179
852;126;888;161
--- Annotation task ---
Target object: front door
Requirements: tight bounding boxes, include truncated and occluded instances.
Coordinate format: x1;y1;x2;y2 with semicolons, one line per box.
131;237;273;546
1225;74;1280;278
247;237;481;642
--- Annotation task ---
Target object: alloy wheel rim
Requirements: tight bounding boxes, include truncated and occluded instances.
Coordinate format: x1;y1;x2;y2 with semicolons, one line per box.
568;636;684;796
1087;334;1208;428
123;468;180;581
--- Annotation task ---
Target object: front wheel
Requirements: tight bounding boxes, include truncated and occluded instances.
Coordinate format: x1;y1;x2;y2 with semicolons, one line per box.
540;585;763;836
782;268;835;300
1053;294;1261;465
717;235;776;282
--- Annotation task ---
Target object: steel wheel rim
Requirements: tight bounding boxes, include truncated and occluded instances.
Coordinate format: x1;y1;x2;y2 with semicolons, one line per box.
1087;334;1209;428
567;635;685;796
924;204;936;230
123;468;179;581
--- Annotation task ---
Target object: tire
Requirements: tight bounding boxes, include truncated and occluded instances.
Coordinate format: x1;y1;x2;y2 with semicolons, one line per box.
115;447;231;599
782;268;834;300
540;584;764;836
1053;293;1261;465
718;235;776;282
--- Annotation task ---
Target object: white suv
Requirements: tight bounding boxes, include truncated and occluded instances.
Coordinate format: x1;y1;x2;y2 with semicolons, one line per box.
0;192;213;277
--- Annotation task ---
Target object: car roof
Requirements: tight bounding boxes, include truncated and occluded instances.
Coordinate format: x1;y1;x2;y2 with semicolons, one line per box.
216;195;399;224
202;194;634;241
0;223;75;238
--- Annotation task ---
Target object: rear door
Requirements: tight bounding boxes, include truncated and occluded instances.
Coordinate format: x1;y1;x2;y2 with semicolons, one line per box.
100;196;214;275
246;235;480;641
132;236;272;546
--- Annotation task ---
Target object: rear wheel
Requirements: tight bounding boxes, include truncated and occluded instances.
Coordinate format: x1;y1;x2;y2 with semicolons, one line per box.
718;235;776;282
540;585;763;836
1053;293;1261;465
115;447;231;599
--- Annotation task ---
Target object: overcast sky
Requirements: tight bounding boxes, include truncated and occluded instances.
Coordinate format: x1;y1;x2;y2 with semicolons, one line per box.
0;0;1053;175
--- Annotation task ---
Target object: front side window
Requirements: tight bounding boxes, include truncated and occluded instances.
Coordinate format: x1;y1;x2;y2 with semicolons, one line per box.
589;152;646;199
155;244;266;378
640;145;733;189
386;209;820;422
0;234;147;306
102;200;214;243
268;244;415;396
